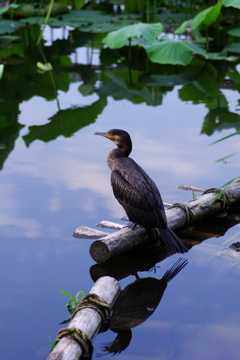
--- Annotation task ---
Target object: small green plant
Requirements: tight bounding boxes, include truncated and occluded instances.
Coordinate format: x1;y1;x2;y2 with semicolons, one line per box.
49;336;60;350
59;290;85;313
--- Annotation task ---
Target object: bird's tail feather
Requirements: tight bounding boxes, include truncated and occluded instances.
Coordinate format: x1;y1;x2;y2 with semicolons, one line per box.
158;227;188;254
162;258;188;283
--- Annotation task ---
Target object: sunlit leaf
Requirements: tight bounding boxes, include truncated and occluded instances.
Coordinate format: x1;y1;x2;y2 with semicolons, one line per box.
142;39;206;66
222;0;240;9
58;290;75;299
192;1;222;29
103;23;163;49
0;64;4;79
174;20;191;34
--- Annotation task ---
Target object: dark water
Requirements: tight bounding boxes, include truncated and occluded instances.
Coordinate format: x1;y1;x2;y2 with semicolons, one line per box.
1;26;240;360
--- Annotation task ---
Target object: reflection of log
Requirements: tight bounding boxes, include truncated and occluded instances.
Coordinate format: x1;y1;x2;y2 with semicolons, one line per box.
90;245;171;282
47;276;120;360
90;183;240;263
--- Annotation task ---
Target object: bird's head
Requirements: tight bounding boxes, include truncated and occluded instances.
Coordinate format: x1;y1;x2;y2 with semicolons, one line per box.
94;129;132;152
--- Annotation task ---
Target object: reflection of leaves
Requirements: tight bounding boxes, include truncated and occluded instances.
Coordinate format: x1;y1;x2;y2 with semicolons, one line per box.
22;98;107;146
201;108;240;135
98;69;164;106
0;122;24;171
179;65;221;105
146;70;193;86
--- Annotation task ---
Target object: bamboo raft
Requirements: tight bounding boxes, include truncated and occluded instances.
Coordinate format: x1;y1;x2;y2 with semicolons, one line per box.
73;182;240;263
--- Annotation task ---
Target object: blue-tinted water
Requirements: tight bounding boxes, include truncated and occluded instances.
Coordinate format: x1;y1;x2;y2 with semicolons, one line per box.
1;35;240;360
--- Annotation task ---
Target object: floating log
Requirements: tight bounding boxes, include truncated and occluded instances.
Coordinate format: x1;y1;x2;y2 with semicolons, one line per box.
90;182;240;263
47;276;120;360
90;209;240;281
73;226;109;239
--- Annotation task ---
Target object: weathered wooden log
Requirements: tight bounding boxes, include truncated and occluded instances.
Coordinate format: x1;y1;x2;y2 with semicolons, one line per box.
90;182;240;263
47;276;120;360
73;226;109;239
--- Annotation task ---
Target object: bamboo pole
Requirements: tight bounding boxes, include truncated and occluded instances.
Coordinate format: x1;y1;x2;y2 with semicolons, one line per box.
90;183;240;263
47;276;120;360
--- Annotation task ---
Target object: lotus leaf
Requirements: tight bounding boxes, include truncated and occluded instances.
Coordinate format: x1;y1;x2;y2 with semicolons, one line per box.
228;28;240;37
192;2;222;29
142;39;206;66
103;22;163;49
226;43;240;53
0;4;20;15
222;0;240;9
0;20;23;34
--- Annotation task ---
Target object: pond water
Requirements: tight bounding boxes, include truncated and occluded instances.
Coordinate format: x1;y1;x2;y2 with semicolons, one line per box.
1;26;240;360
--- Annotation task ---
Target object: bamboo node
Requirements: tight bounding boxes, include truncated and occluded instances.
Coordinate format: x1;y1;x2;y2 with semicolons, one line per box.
201;188;231;213
55;327;93;357
168;203;195;226
71;293;111;323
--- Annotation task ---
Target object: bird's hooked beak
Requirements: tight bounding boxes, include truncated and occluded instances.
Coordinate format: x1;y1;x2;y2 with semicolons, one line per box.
94;131;116;142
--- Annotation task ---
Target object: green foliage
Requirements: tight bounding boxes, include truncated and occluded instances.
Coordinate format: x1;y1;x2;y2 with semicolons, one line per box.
191;1;222;30
59;290;85;314
228;28;240;37
0;64;4;79
222;0;240;9
49;336;60;351
103;23;163;49
143;39;206;66
0;20;23;34
0;4;21;15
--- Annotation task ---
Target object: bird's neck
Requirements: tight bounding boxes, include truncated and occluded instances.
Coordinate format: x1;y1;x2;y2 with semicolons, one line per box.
107;147;131;170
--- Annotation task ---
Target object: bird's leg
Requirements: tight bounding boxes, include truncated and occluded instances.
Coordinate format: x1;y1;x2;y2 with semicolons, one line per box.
124;222;139;230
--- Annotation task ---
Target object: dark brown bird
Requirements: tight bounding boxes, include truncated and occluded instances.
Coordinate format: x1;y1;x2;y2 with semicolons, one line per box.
94;129;187;254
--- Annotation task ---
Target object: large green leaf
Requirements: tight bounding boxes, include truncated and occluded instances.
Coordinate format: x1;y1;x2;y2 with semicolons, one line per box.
222;0;240;9
175;20;191;35
22;98;107;146
142;39;206;66
0;4;20;15
103;22;163;49
228;28;240;37
226;43;240;53
0;20;23;34
192;1;222;29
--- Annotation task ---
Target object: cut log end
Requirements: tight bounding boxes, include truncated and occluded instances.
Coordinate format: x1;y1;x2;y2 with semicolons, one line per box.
90;240;111;263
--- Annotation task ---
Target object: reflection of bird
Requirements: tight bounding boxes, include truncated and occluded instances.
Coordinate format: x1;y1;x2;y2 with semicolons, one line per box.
94;129;187;253
97;258;188;356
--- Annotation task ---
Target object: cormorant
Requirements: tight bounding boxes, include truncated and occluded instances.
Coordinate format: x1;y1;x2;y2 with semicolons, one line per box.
94;129;187;254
